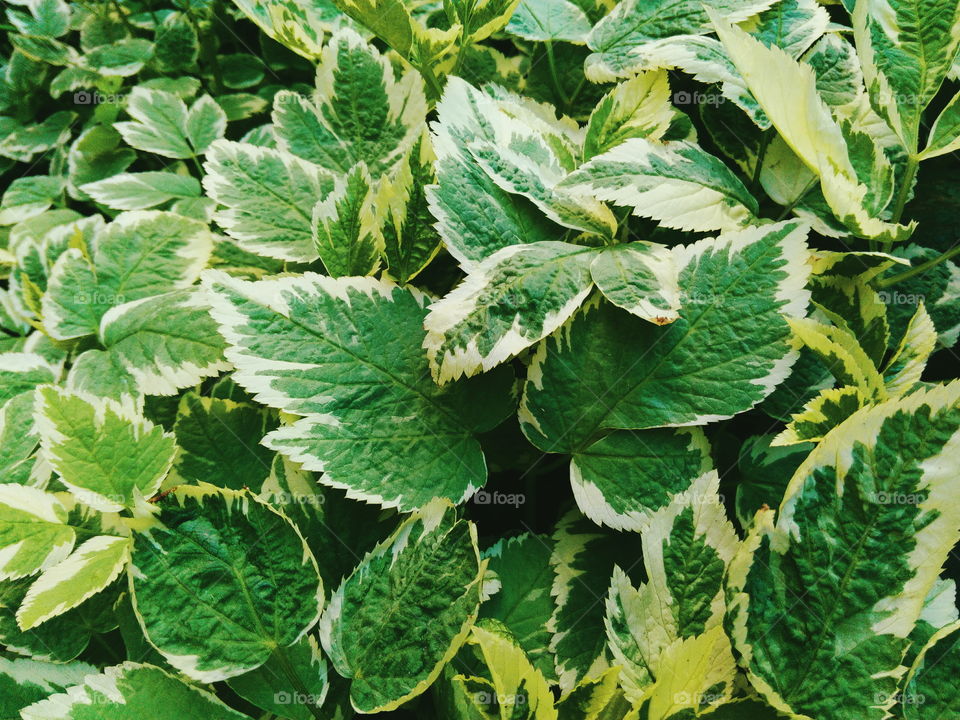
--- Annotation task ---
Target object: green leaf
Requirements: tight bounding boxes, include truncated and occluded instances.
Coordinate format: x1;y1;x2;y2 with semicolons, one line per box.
272;28;426;175
711;10;915;242
153;12;199;73
786;317;886;399
319;500;484;713
0;486;74;582
172;392;277;490
810;273;890;366
449;0;522;43
0;391;44;487
423;241;597;383
589;242;680;324
0;657;95;718
7;0;71;38
115;88;225;159
185;95;228;156
549;511;641;691
467;132;617;238
772;385;869;446
585;0;777;81
853;0;960;151
428;78;568;269
82;171;201;211
520;221;811;452
17;534;130;630
571;428;712;531
226;634;330;720
0;111;76;163
130;485;323;682
203;139;335;262
728;383;960;719
42;211;213;340
560;138;759;233
20;662;249;719
884;302;937;396
747;0;830;57
66;349;141;410
312;162;384;277
219;53;266;90
734;434;812;529
0;353;58;408
231;0;331;59
67;126;136;201
380;136;443;284
467;623;559;719
506;0;593;43
98;290;230;397
920;89;960;159
583;72;677;159
85;38;155;76
604;472;738;709
0;176;65;226
203;272;514;511
0;576;96;662
480;534;556;680
902;621;960;719
36;386;174;514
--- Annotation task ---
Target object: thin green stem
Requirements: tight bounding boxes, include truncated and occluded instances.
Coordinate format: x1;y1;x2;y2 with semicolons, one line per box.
544;41;569;110
775;176;819;221
272;644;325;720
751;129;773;190
877;243;960;288
891;154;919;225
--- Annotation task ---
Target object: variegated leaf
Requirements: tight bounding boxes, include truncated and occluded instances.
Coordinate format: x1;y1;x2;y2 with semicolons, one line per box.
203;139;335;262
272;28;426;175
571;428;712;532
585;0;777;81
311;162;384;277
130;485;323;682
728;383;960;720
35;386;175;513
42;211;212;340
560;138;759;233
319;500;484;713
520;221;810;452
423;241;597;384
203;272;514;511
711;11;915;242
20;662;249;719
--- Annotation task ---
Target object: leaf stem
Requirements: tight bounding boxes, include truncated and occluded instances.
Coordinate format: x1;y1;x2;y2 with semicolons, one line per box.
544;41;568;110
751;129;773;190
891;154;919;225
880;154;919;253
775;177;818;221
272;644;325;720
877;243;960;288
